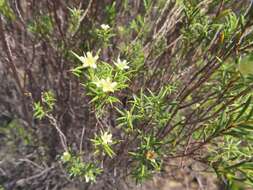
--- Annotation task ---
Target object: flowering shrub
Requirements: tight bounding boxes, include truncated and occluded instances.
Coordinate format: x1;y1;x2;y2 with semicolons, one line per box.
1;0;253;189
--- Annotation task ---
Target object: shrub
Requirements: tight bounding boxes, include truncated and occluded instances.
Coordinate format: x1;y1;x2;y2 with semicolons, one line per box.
0;0;253;189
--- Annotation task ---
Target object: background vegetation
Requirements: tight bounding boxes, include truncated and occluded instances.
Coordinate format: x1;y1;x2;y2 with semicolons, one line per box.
0;0;253;189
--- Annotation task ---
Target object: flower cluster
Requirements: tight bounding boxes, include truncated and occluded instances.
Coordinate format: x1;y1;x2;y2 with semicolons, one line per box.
72;49;129;94
114;57;129;70
100;131;113;145
100;24;110;31
91;130;115;158
72;51;98;69
94;77;117;93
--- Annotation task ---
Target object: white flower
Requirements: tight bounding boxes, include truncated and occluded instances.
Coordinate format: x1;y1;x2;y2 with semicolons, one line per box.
72;51;99;69
101;24;110;31
94;77;117;93
61;151;71;162
101;131;113;145
113;57;129;70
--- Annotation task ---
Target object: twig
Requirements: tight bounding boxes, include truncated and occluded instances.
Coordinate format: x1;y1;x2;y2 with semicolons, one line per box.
0;16;30;122
16;166;54;186
72;0;93;37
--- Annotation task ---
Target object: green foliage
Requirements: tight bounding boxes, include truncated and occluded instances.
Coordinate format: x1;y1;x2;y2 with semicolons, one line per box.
130;134;163;183
28;14;53;38
42;91;56;110
33;90;56;119
0;120;32;146
67;7;84;35
94;24;115;46
66;1;253;186
238;54;253;76
91;131;116;158
105;2;116;25
121;40;145;71
198;94;253;187
33;102;46;120
61;151;102;183
9;0;253;188
181;1;210;43
209;136;253;187
117;86;176;132
130;15;150;39
0;0;15;21
71;50;130;114
143;0;152;12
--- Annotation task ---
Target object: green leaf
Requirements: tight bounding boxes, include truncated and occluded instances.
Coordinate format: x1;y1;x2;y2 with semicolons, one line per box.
235;96;252;122
246;105;253;121
0;0;15;21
